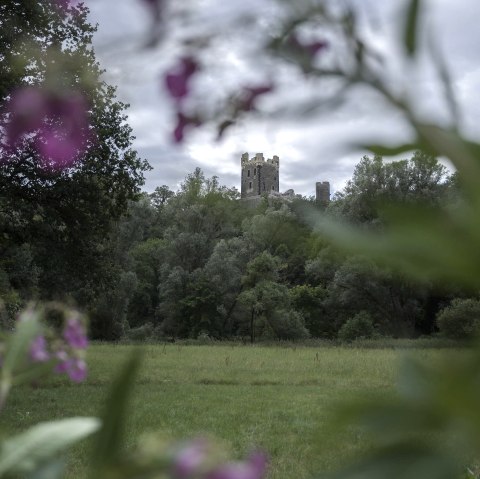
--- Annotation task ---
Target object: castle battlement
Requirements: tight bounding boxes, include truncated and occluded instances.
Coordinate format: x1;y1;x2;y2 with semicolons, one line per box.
240;152;279;199
241;152;279;170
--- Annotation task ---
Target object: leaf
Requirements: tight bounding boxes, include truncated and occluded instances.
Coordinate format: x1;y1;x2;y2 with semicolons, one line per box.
90;351;142;475
404;0;421;56
303;203;480;290
26;458;66;479
427;32;459;124
360;143;422;157
326;444;460;479
0;417;100;475
2;308;41;376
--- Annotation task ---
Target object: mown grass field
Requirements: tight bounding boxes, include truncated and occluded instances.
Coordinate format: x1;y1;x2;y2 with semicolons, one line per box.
3;343;450;478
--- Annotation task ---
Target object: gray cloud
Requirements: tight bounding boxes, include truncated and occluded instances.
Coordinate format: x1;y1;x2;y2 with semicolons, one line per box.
88;0;480;196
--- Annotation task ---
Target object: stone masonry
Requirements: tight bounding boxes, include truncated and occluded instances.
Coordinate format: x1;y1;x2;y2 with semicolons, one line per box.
240;152;330;206
241;152;279;199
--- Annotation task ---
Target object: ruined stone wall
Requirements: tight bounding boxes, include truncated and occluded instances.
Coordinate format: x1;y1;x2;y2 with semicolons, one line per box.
241;152;279;198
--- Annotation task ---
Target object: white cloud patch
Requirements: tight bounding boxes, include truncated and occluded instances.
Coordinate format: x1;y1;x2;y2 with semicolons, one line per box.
88;0;480;195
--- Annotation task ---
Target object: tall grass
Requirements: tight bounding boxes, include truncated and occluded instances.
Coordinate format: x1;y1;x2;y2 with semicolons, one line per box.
2;344;456;478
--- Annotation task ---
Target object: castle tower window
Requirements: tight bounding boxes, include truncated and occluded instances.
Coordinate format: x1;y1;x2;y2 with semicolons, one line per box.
254;168;256;176
249;181;252;189
263;182;265;191
272;186;275;191
247;169;250;177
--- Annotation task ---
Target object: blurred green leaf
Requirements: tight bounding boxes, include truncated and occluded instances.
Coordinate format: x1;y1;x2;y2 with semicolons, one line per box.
304;203;480;290
2;308;41;376
11;360;56;387
0;417;100;475
428;33;459;124
26;459;66;479
325;444;460;479
90;351;142;476
404;0;421;56
360;143;422;157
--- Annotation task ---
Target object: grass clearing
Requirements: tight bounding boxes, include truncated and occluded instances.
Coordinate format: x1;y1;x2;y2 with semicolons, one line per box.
3;344;453;478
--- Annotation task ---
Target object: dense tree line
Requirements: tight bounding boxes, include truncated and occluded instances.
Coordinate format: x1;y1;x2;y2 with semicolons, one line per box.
0;3;470;341
0;1;149;330
19;153;460;342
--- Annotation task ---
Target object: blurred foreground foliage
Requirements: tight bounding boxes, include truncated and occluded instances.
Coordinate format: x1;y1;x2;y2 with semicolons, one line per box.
3;0;480;478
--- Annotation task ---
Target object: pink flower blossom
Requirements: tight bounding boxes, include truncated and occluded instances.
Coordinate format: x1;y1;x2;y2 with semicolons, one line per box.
63;315;88;349
208;452;268;479
173;112;201;143
5;87;90;169
172;440;209;478
164;57;199;102
287;34;329;63
239;85;274;112
54;354;87;383
65;358;87;383
29;335;50;363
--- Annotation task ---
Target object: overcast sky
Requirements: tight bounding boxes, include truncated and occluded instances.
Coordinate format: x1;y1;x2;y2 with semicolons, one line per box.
87;0;480;196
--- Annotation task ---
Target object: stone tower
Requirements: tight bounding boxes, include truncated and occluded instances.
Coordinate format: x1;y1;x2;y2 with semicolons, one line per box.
316;181;330;205
240;152;279;199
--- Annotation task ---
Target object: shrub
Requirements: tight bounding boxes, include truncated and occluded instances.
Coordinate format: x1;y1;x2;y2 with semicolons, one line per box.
436;298;480;339
338;311;375;342
125;322;154;341
270;309;310;340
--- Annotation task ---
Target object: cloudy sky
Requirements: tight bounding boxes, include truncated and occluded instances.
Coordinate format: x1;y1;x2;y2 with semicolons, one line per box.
87;0;480;196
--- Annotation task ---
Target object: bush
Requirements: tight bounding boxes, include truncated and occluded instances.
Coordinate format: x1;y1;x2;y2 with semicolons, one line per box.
270;309;310;340
338;311;375;342
436;298;480;339
125;322;154;341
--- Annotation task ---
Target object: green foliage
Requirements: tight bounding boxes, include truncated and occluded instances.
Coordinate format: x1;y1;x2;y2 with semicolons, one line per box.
436;298;480;340
0;1;149;323
90;352;142;475
0;417;100;477
338;311;375;342
328;153;451;225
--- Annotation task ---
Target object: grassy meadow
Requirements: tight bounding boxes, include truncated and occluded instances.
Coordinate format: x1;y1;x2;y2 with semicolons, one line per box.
3;343;450;478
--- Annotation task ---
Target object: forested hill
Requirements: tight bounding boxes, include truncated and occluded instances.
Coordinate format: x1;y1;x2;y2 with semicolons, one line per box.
3;153;468;342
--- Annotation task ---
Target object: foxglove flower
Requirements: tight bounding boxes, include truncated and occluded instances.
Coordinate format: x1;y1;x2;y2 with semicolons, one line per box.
208;452;268;479
65;358;87;383
5;87;90;169
172;439;209;478
173;112;201;143
239;85;274;112
29;335;50;363
164;57;199;102
63;314;88;349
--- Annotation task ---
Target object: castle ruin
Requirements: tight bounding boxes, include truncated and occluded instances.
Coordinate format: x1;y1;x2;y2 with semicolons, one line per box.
240;152;330;206
241;152;279;199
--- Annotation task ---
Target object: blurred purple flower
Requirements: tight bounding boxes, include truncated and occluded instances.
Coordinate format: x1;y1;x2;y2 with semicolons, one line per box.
173;112;200;143
208;452;268;479
29;335;50;363
287;34;329;63
5;87;90;169
54;354;87;383
239;85;274;112
172;439;208;478
164;57;199;102
54;350;69;374
65;358;87;383
63;315;88;349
